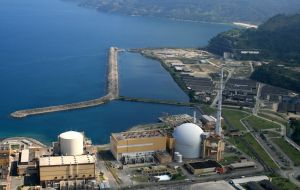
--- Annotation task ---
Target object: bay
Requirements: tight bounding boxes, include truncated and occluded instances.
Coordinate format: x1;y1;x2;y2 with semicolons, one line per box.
0;0;232;144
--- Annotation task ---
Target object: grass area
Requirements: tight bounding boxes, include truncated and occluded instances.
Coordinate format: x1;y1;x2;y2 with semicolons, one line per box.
171;173;186;181
228;137;252;156
220;155;240;165
272;138;300;166
228;133;278;170
223;109;249;131
266;131;281;138
244;115;281;131
199;104;216;115
131;175;149;182
270;175;298;190
243;133;278;169
258;113;287;126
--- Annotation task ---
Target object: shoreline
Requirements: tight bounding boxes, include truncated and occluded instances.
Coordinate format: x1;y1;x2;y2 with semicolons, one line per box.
78;4;235;26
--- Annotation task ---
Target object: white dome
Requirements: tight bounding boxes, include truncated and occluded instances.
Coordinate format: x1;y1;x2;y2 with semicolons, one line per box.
59;131;84;156
173;123;204;159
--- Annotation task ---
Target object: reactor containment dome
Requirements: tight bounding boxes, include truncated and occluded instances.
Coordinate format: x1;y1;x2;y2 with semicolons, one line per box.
173;123;204;159
59;131;84;156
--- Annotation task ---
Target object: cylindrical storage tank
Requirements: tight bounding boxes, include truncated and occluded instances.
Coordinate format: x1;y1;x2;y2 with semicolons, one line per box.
177;154;183;163
173;123;204;159
59;131;84;156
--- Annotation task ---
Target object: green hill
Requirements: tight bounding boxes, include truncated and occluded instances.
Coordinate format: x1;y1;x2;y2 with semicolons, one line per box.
73;0;300;23
207;14;300;92
207;14;300;62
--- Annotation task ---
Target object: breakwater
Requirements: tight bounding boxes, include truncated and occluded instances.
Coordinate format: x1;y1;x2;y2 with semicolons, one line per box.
11;47;119;118
118;96;195;107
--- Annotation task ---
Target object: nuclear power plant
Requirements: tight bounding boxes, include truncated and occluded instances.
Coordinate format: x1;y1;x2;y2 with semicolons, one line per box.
38;131;96;188
110;69;226;168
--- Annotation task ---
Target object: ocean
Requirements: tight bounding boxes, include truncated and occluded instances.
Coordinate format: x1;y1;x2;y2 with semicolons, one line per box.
0;0;232;144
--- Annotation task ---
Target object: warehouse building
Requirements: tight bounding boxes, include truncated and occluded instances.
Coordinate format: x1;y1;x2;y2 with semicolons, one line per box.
185;160;224;175
110;130;172;163
39;155;96;186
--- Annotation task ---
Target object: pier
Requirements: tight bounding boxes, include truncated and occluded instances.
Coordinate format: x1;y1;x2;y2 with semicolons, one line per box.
118;96;195;107
11;47;119;118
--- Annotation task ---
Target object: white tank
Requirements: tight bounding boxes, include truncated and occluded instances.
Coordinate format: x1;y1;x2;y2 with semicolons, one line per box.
59;131;84;156
173;123;204;159
177;154;183;163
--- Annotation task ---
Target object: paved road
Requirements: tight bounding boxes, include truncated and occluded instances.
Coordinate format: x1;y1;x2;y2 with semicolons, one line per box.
96;152;118;189
281;167;300;187
253;83;263;115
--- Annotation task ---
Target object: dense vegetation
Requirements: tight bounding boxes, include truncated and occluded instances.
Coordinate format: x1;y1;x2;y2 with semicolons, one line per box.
250;64;300;92
73;0;300;23
207;14;300;92
207;14;300;62
290;120;300;145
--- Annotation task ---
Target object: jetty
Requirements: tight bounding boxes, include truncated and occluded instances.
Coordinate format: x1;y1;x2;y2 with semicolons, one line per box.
118;96;195;107
11;47;119;118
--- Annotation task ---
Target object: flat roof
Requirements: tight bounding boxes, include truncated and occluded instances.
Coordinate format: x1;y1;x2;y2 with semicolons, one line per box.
230;175;269;185
112;129;164;141
39;155;95;166
189;180;236;190
20;149;29;163
201;115;215;122
187;160;221;169
0;144;10;151
229;161;256;169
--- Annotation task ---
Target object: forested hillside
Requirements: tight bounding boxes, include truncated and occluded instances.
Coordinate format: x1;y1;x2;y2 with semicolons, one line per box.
74;0;300;23
207;14;300;92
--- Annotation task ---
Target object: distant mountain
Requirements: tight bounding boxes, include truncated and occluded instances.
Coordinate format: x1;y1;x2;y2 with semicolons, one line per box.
207;14;300;92
74;0;300;23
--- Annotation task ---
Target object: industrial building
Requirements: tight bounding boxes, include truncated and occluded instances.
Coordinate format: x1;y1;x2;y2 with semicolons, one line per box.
154;151;172;164
223;78;257;107
18;147;47;176
185;160;224;175
158;114;194;128
201;115;216;126
0;144;11;190
230;175;269;186
110;129;172;163
36;131;97;188
173;123;204;159
110;69;225;165
39;155;96;186
202;134;225;161
0;144;10;175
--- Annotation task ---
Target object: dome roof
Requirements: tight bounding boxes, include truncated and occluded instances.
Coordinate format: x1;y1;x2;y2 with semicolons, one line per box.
59;131;83;140
173;123;204;146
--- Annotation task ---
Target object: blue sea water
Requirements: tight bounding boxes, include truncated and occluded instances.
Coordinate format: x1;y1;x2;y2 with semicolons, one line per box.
0;0;232;144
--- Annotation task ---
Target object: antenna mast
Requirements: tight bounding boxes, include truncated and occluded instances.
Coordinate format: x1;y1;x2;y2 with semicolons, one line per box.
216;68;224;136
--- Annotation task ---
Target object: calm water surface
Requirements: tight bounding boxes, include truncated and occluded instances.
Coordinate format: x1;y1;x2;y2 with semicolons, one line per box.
0;0;232;144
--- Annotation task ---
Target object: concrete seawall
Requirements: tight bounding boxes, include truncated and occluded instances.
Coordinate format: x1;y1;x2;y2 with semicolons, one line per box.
11;47;119;118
